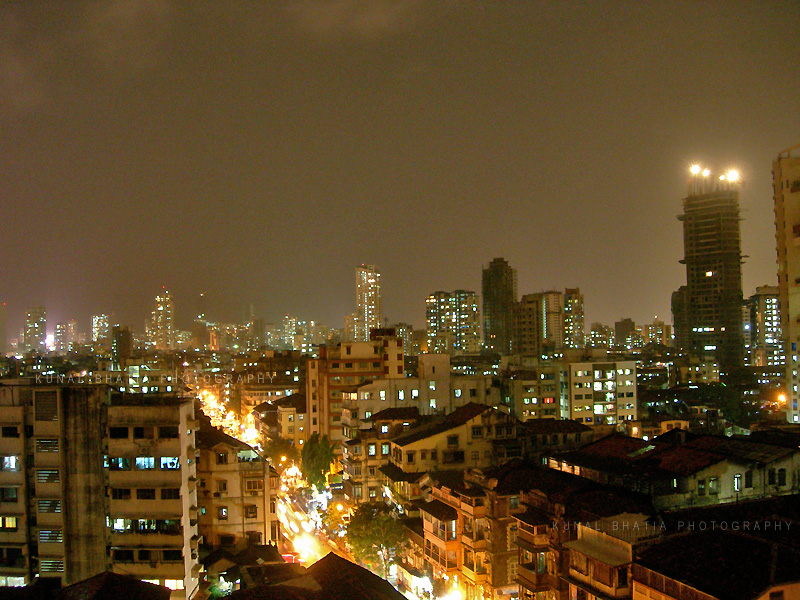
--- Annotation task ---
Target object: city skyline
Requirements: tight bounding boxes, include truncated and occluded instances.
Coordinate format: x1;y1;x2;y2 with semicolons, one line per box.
2;3;798;338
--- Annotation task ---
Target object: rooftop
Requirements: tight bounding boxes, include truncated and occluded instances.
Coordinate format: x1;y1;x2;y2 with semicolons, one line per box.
369;406;420;422
392;403;496;447
229;552;405;600
635;530;800;600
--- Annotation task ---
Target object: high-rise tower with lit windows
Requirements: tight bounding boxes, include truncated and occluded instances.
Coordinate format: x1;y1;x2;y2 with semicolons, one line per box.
153;290;174;350
774;142;800;423
672;164;744;378
355;265;382;342
24;305;46;353
425;290;480;355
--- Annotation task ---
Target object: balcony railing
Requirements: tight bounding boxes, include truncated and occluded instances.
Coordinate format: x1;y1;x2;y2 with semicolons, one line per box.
516;565;560;592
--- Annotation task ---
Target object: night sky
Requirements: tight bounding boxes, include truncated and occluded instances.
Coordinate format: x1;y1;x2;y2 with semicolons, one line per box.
3;1;799;337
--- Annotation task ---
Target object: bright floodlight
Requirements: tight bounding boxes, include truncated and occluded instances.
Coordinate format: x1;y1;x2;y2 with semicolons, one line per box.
690;164;701;175
702;169;710;177
726;169;739;182
719;175;726;180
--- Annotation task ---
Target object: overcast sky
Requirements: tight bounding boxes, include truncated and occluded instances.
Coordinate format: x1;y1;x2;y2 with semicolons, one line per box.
2;1;799;336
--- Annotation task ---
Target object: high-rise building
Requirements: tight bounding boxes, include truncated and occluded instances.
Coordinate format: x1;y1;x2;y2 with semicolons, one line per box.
355;265;382;342
614;318;636;348
513;288;583;356
91;314;110;347
24;305;46;353
391;322;415;357
743;286;782;368
425;290;480;355
588;322;614;348
65;320;77;351
0;384;201;594
563;288;586;349
672;165;744;378
482;258;517;355
54;323;69;354
774;143;800;423
643;318;672;347
112;325;133;366
514;294;544;356
0;303;6;356
153;290;174;350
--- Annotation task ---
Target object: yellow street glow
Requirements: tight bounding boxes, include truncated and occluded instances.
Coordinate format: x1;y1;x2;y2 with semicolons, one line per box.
726;169;739;182
690;164;701;174
702;169;710;177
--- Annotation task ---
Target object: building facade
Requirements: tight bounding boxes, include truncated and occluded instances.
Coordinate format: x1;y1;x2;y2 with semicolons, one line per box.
774;142;800;423
23;306;46;353
153;291;175;350
568;360;638;426
196;425;279;548
673;166;745;378
0;382;201;597
744;285;782;368
306;332;405;453
355;265;382;342
482;258;517;355
425;290;481;355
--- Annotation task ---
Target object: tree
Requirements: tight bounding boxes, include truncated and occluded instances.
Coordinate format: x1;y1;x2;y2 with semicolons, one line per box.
263;436;300;469
319;503;349;539
300;433;335;491
346;502;408;579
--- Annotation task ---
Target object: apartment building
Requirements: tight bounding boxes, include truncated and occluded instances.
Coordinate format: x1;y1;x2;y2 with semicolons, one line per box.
341;407;421;503
381;404;518;510
563;516;658;600
196;424;279;548
107;394;201;597
0;381;201;597
306;332;404;452
568;360;637;426
275;393;308;447
506;366;569;421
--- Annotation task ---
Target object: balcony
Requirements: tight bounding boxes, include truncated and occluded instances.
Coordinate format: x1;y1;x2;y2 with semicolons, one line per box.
516;565;559;593
461;559;487;583
461;531;486;550
423;546;457;572
237;459;266;472
0;556;27;570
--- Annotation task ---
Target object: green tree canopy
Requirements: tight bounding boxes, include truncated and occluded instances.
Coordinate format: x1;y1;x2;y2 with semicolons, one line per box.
346;502;408;579
300;432;335;491
263;435;300;469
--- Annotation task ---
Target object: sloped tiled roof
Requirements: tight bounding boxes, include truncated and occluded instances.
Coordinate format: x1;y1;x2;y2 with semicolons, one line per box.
230;552;406;600
196;422;253;452
276;393;307;414
370;407;420;422
378;462;423;483
555;434;726;479
392;403;495;447
635;530;800;600
412;498;458;521
59;573;170;600
519;418;592;435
